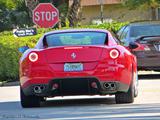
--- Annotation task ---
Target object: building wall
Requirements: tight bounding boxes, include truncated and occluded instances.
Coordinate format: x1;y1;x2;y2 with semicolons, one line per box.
81;4;151;24
82;0;121;6
69;0;121;6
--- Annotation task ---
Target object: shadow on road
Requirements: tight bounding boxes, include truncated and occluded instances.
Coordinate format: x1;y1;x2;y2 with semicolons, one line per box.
0;100;160;120
0;97;116;110
42;97;115;107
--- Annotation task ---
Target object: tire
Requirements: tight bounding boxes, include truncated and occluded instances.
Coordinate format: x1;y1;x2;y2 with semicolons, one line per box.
20;87;40;108
115;82;134;104
134;86;138;98
134;71;138;97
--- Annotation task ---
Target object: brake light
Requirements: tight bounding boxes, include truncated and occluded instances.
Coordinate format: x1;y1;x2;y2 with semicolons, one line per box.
109;49;119;59
29;52;38;62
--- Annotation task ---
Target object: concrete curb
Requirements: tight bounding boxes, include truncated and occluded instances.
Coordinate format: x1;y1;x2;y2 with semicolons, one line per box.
0;81;6;87
0;81;19;87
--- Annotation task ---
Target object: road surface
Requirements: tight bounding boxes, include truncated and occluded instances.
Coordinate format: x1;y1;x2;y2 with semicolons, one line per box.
0;73;160;120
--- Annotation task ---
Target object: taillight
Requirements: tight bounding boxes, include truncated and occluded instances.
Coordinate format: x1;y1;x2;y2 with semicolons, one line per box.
29;52;38;62
144;45;150;51
109;49;119;59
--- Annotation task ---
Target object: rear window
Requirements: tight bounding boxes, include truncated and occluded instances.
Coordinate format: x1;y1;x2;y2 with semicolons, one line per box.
130;25;160;38
44;32;107;47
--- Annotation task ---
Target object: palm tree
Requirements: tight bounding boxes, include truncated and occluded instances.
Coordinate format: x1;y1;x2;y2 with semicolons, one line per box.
25;0;39;18
68;0;82;27
25;0;39;10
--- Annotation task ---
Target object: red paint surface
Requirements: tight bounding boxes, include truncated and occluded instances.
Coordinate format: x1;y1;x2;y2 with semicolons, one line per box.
19;30;137;89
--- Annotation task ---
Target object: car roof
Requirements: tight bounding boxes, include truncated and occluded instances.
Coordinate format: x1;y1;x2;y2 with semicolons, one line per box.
44;29;109;36
129;21;160;27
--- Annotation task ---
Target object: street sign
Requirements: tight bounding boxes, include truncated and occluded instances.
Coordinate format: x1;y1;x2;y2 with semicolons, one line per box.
33;3;59;28
13;28;37;37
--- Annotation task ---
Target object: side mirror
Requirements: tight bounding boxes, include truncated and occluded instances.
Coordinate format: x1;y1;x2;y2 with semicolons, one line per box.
18;46;29;53
129;42;139;49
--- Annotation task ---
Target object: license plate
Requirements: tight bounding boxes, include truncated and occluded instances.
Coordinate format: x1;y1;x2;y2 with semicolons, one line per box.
64;63;83;72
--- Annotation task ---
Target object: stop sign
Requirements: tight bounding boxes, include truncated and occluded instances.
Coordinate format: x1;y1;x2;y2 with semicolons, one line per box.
33;3;59;28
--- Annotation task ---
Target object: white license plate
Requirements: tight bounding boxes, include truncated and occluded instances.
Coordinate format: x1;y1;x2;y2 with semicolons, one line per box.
64;63;83;72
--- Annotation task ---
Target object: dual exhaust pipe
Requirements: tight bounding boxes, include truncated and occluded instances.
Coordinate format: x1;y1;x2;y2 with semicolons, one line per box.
33;85;45;94
33;83;59;93
103;82;116;90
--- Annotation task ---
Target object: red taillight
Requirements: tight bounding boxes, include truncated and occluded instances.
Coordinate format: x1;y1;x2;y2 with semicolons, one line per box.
29;52;38;62
109;49;119;59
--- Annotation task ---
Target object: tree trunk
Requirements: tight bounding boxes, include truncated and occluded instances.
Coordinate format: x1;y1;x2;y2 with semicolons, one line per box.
25;0;39;19
68;0;81;27
151;7;157;20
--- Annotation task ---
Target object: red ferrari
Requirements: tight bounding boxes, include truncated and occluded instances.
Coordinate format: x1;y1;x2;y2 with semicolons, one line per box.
19;29;138;108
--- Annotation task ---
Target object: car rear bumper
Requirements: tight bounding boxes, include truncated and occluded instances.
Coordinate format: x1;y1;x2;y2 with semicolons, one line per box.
22;77;129;97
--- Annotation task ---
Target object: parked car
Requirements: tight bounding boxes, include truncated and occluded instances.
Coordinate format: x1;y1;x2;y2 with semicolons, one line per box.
19;29;138;108
117;22;160;71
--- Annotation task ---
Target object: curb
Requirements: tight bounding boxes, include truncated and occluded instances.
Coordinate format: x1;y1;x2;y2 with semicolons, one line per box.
0;81;7;87
0;81;19;87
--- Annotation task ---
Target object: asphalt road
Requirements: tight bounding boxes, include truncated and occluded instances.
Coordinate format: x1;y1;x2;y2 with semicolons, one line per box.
0;72;160;120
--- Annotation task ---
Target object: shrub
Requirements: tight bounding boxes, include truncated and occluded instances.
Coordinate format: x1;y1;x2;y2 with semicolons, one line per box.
0;34;42;81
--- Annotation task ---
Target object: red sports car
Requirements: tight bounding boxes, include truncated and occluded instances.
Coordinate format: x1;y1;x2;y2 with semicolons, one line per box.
19;29;138;108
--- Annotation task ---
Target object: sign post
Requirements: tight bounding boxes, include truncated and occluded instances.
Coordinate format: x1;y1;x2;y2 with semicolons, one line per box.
33;3;59;28
98;0;104;23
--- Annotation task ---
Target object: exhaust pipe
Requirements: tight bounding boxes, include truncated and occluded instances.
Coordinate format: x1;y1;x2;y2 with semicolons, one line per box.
103;82;116;90
104;83;110;89
40;86;45;90
110;83;115;88
34;85;45;93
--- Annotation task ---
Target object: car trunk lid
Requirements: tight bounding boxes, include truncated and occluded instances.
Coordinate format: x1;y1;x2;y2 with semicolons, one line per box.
134;37;160;67
44;46;104;63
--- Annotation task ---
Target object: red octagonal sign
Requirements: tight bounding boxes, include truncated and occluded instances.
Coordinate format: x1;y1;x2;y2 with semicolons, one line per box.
33;3;59;28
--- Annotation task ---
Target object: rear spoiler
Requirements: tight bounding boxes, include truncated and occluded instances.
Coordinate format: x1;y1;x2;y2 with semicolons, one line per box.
136;35;160;43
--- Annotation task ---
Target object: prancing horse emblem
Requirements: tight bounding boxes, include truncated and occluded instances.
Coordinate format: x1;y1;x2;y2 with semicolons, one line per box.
71;53;76;59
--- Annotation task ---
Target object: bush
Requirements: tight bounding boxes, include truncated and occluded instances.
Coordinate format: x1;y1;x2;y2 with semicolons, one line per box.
0;34;42;81
82;22;128;31
0;22;128;82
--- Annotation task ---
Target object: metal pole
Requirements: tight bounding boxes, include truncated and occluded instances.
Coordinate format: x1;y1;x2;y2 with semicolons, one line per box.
98;0;104;23
101;1;104;23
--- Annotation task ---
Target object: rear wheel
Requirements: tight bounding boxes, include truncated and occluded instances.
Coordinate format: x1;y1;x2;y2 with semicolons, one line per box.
115;82;134;104
134;86;138;97
20;87;40;108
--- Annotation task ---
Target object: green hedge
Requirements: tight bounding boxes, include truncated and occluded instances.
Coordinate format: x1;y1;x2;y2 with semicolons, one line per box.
0;22;128;82
82;22;128;31
0;34;42;81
